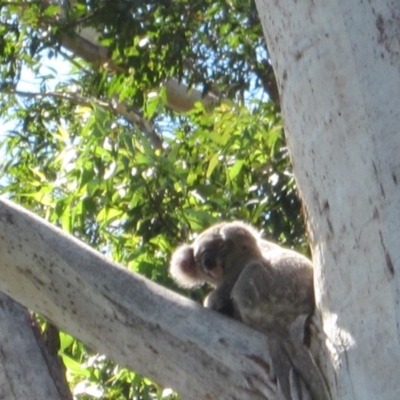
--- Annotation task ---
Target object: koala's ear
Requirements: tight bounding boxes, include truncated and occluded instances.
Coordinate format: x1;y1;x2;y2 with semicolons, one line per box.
169;244;204;288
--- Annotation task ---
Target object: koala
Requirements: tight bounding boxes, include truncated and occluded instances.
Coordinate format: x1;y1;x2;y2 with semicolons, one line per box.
170;221;330;400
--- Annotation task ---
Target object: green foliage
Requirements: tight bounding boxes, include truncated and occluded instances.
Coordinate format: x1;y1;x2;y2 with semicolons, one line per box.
0;0;307;398
57;330;176;400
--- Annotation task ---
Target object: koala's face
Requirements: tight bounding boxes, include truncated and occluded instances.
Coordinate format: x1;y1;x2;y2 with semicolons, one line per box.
169;232;227;289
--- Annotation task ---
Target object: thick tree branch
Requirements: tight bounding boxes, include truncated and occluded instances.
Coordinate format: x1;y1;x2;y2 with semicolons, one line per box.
0;198;277;400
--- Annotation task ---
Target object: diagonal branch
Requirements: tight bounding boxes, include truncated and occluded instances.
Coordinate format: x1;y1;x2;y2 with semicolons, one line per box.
0;197;278;400
59;32;220;112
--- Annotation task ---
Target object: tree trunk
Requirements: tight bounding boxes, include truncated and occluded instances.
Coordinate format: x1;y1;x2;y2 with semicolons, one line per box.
255;1;400;399
0;293;72;400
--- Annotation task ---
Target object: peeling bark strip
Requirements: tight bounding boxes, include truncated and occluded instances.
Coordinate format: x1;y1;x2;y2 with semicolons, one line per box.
0;198;278;400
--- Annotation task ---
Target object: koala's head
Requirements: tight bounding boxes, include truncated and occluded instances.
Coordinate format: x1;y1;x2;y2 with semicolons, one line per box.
169;222;262;288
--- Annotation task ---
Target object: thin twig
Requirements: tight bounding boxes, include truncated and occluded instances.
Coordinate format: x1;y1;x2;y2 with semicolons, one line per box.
3;89;163;149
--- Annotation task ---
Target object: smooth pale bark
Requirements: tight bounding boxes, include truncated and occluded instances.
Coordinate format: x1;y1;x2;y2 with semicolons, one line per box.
0;198;277;400
255;1;400;399
0;293;71;400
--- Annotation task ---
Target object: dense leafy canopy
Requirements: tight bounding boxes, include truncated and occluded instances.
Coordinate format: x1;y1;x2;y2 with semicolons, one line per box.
0;0;306;398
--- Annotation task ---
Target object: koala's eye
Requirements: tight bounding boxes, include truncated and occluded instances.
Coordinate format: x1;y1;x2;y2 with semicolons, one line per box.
201;249;216;270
